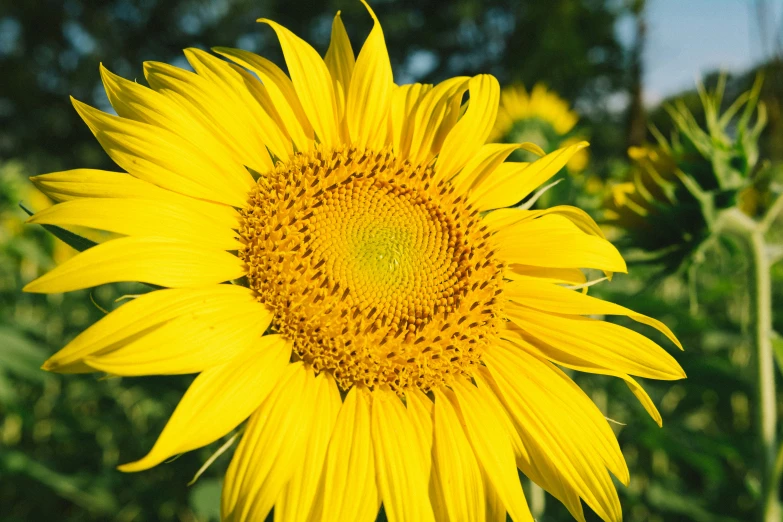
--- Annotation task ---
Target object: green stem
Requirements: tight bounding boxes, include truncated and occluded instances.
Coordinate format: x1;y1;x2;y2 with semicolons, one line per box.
760;192;783;233
751;229;780;522
719;209;779;522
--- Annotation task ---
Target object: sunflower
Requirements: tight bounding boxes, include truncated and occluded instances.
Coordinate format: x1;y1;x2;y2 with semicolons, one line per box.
605;76;768;275
25;4;684;522
490;84;587;173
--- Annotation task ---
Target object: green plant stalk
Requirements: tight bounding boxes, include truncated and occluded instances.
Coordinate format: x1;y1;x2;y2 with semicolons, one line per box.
719;208;780;522
529;480;546;518
751;229;779;522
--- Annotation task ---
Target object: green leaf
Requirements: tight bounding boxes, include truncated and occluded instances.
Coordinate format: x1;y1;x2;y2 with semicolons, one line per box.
0;327;49;382
1;450;118;514
19;202;97;252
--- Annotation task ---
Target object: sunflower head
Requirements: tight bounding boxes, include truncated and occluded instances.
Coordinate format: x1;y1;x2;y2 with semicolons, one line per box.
605;75;769;272
24;4;684;522
491;84;587;171
240;145;504;393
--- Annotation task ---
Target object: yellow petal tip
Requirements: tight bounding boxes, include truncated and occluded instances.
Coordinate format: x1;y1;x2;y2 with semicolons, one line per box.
117;460;147;473
70;96;91;118
22;280;42;293
117;451;166;473
182;47;203;60
359;0;379;22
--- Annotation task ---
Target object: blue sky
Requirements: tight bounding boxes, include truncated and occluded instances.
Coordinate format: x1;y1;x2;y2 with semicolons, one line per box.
621;0;782;105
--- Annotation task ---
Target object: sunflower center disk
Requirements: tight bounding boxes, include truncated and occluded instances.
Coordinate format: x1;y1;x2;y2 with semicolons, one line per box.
240;147;503;393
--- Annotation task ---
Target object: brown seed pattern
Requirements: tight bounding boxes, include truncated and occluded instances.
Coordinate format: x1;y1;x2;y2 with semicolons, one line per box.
239;146;503;393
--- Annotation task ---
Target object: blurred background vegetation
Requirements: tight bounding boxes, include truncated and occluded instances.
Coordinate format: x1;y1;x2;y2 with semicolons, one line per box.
1;0;782;521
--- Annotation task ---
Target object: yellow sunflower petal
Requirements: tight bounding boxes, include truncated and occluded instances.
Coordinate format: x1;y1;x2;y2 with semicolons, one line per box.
30;169;150;202
27;198;240;250
30;170;238;227
494;214;626;273
99;64;242;172
484;473;508;522
222;363;316;522
83;298;272;376
405;389;433;478
483;205;606;239
407;77;470;165
544;205;608;238
435;74;500;182
475;367;587;522
118;335;290;472
24;236;244;294
485;344;626;522
451;378;533;522
258;19;340;147
623;377;663;426
450;143;520;192
347;1;393;149
471;368;528;462
505;304;685;381
371;387;435;522
405;391;446;521
275;372;342;522
71;98;251;207
319;386;379;522
469;141;589;211
468;161;528;210
506;333;664;426
391;83;432;157
143;59;275;174
324;11;355;125
477;207;530;230
506;265;586;285
432;387;485;522
41;285;260;373
184;48;293;162
505;278;681;348
213;47;314;152
428;454;450;522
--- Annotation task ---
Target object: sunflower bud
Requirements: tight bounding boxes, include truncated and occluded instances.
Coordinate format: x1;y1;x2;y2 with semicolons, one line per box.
605;75;768;272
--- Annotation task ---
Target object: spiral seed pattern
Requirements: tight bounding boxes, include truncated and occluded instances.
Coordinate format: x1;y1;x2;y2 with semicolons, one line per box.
239;147;503;393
